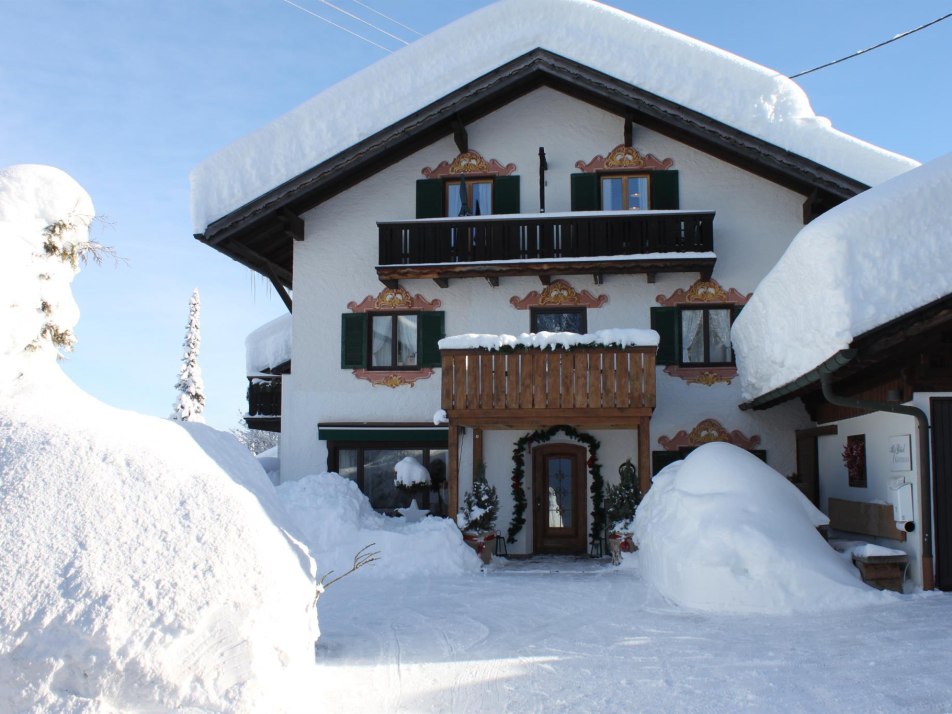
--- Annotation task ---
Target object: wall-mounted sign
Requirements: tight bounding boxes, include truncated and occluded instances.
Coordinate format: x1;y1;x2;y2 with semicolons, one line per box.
889;434;913;472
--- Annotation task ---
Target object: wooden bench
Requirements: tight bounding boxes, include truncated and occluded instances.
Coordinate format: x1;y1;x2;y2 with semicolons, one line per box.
827;497;909;592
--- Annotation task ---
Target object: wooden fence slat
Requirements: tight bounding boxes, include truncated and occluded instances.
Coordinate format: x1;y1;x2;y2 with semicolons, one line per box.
480;353;493;410
574;352;588;408
630;349;643;407
532;351;548;408
506;353;520;409
560;351;574;409
587;350;600;407
546;352;561;408
493;352;507;409
453;354;467;410
519;350;533;409
616;351;630;408
602;350;615;408
644;352;656;409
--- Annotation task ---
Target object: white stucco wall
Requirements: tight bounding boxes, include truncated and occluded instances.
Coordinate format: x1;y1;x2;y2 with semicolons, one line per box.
817;409;924;587
280;86;814;546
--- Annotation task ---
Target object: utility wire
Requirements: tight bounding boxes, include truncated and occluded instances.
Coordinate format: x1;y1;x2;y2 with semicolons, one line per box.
315;0;410;45
279;0;393;52
347;0;423;37
789;12;952;79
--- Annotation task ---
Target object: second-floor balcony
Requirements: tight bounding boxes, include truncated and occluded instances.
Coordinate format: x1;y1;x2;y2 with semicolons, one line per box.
378;210;715;287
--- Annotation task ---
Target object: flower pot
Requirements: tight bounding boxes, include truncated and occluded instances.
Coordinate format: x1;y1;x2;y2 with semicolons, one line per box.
608;532;636;565
463;531;496;564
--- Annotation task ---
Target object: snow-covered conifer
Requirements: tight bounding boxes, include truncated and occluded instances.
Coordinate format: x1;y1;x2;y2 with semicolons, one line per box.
170;289;205;422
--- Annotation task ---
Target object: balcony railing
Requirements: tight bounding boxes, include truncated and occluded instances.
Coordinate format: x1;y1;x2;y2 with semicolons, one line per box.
380;210;713;263
440;346;656;426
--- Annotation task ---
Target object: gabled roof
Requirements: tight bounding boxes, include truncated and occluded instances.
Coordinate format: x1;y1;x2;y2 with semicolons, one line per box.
191;0;918;283
734;152;952;408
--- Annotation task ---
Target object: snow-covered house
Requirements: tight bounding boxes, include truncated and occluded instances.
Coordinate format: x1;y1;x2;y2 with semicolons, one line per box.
734;153;952;590
191;0;915;557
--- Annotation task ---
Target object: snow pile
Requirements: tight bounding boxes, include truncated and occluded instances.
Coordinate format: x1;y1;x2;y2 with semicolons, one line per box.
277;473;480;580
246;312;291;374
191;0;916;231
734;152;952;400
633;442;895;614
393;456;431;489
256;445;281;485
0;165;317;712
439;327;659;351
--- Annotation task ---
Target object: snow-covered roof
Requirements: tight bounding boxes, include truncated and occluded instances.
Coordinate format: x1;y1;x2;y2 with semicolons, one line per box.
734;152;952;402
439;328;659;351
246;313;291;374
190;0;916;233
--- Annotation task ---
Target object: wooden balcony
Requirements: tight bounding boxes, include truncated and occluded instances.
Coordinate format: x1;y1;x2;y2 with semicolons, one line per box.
440;346;656;428
378;210;715;286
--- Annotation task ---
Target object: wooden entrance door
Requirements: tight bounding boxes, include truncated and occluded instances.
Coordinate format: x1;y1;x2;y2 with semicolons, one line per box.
931;398;952;590
532;443;588;554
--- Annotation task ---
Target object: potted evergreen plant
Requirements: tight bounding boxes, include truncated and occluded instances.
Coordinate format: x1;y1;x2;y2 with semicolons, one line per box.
456;463;499;564
605;459;641;564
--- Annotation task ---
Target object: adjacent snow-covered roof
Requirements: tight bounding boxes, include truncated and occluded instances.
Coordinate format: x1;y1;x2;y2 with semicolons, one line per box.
246;313;291;374
190;0;916;233
734;152;952;401
439;328;659;351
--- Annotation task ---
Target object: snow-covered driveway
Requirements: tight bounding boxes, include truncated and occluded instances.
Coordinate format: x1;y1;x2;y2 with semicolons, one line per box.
313;557;952;713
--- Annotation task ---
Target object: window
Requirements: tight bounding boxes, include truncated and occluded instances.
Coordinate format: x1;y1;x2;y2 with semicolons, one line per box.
341;311;444;370
371;313;417;368
530;307;587;334
600;174;650;211
651;304;741;367
330;444;449;514
679;307;733;365
446;179;493;216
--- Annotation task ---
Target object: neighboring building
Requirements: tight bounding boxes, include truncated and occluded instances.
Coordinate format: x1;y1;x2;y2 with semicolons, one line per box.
191;0;915;557
735;153;952;590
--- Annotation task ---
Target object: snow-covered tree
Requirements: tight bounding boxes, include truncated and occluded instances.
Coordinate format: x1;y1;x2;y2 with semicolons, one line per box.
170;289;205;422
231;418;279;455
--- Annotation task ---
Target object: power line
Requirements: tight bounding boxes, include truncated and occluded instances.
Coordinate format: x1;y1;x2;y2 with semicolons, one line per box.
279;0;394;53
347;0;423;37
789;12;952;79
315;0;410;45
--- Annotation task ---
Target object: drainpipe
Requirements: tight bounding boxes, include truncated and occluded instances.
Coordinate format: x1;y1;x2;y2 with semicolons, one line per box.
819;367;934;590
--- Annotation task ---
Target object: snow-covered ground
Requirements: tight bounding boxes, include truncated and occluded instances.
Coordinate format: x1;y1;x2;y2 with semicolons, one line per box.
312;560;952;713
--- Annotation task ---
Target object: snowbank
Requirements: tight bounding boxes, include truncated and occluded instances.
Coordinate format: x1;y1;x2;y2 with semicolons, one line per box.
0;165;317;712
246;312;291;374
734;152;952;400
277;473;480;580
633;442;895;614
439;327;659;351
190;0;916;231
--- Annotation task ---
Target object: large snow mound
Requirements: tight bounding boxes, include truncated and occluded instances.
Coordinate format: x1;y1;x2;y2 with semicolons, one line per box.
0;164;317;712
246;313;291;374
633;442;895;614
277;473;481;580
190;0;916;231
0;371;319;712
734;152;952;400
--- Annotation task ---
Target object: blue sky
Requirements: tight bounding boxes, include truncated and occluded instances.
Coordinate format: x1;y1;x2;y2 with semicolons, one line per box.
1;0;949;429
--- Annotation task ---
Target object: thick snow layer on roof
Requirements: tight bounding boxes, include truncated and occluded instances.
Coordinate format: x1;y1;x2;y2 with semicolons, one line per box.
633;442;894;614
734;152;952;401
190;0;916;232
246;312;291;374
439;327;659;351
276;472;480;579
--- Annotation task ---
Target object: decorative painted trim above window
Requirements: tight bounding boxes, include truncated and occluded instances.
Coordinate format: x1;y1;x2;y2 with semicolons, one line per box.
509;279;608;310
655;279;751;308
351;369;435;388
574;145;674;173
657;418;761;452
652;279;750;384
422;150;517;179
347;286;442;313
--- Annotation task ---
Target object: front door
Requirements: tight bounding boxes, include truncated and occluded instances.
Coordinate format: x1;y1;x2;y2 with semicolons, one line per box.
532;443;588;554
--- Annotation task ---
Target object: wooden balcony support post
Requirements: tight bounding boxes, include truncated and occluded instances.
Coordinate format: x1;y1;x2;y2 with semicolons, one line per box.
448;424;460;520
638;416;651;496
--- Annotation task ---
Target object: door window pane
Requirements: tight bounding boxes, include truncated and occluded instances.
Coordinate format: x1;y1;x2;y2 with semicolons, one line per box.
626;176;649;210
547;456;573;528
364;448;424;511
531;308;586;334
601;177;623;211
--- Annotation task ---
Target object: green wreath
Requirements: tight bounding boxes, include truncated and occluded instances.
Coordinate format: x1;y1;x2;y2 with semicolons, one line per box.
507;425;606;546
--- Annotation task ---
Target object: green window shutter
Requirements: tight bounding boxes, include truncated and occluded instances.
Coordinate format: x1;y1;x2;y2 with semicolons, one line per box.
341;313;368;369
649;170;679;210
650;306;680;366
570;173;599;211
417;311;445;367
416;179;443;218
492;176;520;215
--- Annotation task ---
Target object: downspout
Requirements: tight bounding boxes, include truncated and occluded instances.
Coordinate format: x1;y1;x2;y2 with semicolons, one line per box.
819;366;934;590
